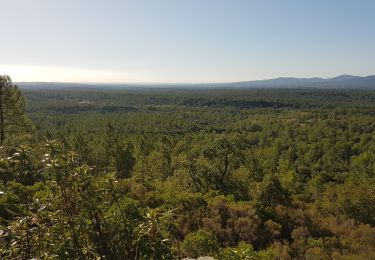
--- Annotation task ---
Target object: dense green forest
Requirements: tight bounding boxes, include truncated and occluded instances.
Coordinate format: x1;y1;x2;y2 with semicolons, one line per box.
1;81;375;259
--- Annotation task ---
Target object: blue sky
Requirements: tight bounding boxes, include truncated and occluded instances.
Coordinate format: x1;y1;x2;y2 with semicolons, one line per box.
1;0;374;83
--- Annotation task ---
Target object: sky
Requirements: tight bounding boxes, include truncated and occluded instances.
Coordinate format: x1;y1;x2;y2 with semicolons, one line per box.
0;0;374;83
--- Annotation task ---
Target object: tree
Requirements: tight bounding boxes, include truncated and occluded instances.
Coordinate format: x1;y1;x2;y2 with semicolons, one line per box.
115;144;136;179
0;75;26;145
252;174;291;219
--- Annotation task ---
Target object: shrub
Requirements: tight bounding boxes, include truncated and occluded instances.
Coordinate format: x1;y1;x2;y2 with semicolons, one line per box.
181;229;219;258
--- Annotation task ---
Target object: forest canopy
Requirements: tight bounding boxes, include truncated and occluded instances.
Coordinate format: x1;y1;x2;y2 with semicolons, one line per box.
0;80;375;259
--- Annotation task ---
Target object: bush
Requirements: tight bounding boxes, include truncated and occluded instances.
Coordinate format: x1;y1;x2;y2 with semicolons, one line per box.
181;229;219;258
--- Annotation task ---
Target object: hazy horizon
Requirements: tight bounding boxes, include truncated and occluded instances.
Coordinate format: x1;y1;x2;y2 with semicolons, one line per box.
11;73;374;85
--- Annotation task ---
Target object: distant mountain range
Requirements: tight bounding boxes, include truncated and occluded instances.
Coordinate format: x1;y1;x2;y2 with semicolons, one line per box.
217;74;375;88
17;75;375;89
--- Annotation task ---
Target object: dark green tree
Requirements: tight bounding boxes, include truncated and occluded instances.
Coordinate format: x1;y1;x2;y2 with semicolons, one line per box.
0;75;27;145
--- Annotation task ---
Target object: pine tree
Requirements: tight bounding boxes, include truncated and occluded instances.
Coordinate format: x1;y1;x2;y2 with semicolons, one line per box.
0;75;26;145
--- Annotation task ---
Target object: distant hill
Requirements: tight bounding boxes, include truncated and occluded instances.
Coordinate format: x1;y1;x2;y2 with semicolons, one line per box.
17;75;375;89
218;75;375;88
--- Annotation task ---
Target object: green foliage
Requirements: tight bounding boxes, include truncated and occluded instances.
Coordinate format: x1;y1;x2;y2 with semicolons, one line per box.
251;174;291;219
181;229;219;258
0;140;174;259
0;75;29;145
1;86;375;258
317;176;375;226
